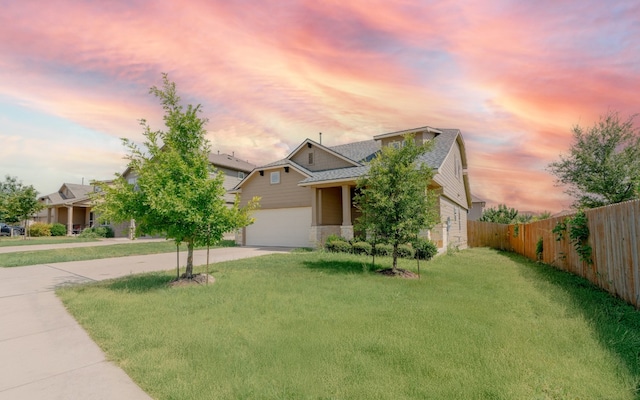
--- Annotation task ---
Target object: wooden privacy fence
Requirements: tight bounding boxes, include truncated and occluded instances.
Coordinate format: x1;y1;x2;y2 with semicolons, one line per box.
468;199;640;309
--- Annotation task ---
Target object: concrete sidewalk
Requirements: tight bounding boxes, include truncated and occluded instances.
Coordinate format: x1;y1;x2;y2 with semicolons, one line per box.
0;246;291;399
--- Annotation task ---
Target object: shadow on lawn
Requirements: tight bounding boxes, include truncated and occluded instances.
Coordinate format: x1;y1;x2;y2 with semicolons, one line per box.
106;273;174;293
498;250;640;390
302;259;375;274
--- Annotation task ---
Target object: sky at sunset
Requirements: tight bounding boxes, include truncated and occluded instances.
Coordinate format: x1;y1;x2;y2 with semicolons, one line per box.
1;1;639;213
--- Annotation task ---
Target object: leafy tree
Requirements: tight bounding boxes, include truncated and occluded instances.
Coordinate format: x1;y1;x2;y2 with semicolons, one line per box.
0;175;43;235
548;111;640;208
354;134;438;274
479;204;519;224
93;74;259;278
532;211;553;221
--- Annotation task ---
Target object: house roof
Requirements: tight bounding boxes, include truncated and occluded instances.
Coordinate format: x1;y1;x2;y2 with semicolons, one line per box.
39;183;95;206
235;127;468;194
208;153;255;173
328;140;380;163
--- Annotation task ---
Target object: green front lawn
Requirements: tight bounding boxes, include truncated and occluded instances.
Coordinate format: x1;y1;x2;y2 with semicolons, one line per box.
58;248;640;399
0;236;99;247
0;240;236;267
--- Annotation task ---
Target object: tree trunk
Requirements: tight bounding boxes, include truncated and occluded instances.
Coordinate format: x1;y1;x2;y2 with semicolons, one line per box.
176;243;180;280
185;240;194;278
392;243;398;273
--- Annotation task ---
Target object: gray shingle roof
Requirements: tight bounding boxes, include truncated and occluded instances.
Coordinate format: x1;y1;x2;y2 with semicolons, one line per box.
208;153;255;172
40;183;95;206
415;129;459;170
328;140;380;163
299;166;371;184
247;128;461;187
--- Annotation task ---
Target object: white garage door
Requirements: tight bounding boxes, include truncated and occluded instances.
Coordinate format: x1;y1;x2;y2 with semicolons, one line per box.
246;207;312;247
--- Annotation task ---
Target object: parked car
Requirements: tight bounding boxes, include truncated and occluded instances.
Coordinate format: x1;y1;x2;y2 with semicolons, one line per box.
0;223;11;236
0;223;25;236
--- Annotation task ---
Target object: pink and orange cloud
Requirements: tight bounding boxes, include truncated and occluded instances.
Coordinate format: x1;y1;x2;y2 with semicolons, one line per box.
1;0;638;212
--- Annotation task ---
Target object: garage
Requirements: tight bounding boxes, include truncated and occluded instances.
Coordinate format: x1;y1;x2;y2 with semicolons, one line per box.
245;207;312;247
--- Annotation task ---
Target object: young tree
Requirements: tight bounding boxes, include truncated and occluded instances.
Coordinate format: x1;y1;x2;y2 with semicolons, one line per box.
93;74;258;278
354;134;438;274
0;175;43;235
548;111;640;208
479;204;519;224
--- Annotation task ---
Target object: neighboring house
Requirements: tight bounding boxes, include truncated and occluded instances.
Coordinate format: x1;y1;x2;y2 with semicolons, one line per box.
232;126;472;250
37;153;254;238
117;152;255;238
469;194;486;221
207;152;256;206
38;183;97;235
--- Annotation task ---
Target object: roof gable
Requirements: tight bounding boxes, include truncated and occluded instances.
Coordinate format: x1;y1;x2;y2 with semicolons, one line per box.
287;139;361;169
208;153;255;173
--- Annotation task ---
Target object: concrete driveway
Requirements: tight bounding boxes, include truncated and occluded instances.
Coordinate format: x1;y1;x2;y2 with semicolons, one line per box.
0;246;290;399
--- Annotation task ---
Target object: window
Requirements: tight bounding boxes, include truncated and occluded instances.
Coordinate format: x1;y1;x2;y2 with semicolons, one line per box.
270;171;280;184
389;141;401;149
238;171;245;179
308;152;314;165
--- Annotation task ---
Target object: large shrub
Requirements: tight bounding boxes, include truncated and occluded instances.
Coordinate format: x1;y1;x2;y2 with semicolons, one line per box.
50;223;67;237
326;239;352;253
94;225;115;238
373;243;393;256
29;222;51;237
397;244;415;259
352;241;372;255
78;225;114;238
414;238;438;260
78;228;100;238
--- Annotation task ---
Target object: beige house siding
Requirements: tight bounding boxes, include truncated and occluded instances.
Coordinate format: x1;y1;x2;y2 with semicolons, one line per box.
290;147;354;171
433;143;468;210
215;166;247;179
438;196;468;249
240;167;311;209
319;187;342;225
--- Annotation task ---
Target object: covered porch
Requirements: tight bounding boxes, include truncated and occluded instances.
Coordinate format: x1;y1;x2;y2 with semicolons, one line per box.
307;182;360;245
44;201;94;235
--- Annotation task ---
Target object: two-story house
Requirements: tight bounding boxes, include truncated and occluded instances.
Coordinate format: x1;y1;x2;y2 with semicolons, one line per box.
232;126;472;250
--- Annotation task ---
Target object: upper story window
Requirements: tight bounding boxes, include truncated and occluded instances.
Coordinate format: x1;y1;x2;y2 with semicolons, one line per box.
308;152;314;165
238;171;246;179
389;140;402;149
270;171;280;184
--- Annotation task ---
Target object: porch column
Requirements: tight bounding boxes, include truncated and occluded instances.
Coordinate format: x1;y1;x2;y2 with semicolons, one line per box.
47;208;52;224
309;187;320;245
311;187;317;226
340;185;353;240
67;206;73;236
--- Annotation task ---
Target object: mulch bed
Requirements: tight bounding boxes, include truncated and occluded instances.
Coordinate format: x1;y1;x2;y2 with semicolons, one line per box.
169;273;216;287
376;268;419;279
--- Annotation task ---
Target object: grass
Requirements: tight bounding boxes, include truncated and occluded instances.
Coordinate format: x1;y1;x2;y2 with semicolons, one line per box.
0;236;99;247
57;248;640;399
0;240;236;267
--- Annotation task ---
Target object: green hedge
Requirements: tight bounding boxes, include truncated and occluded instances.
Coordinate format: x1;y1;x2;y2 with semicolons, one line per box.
352;241;372;255
414;238;438;260
50;223;67;237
